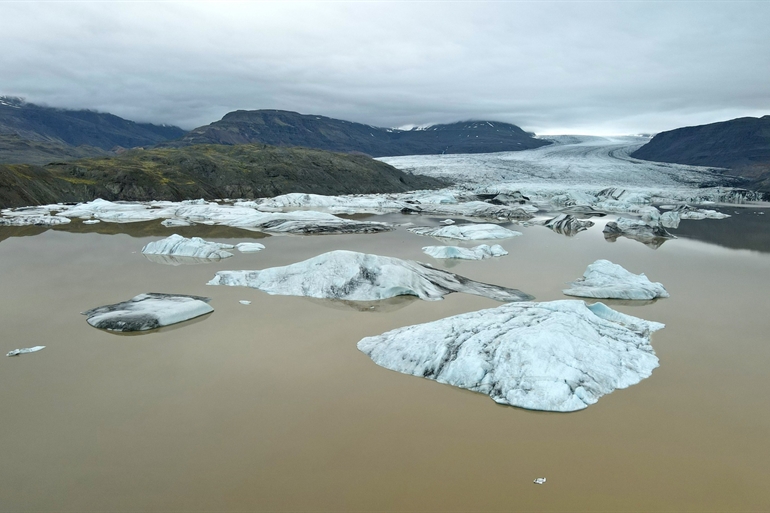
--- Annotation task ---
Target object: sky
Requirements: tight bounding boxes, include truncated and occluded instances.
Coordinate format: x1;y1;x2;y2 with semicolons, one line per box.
2;1;769;135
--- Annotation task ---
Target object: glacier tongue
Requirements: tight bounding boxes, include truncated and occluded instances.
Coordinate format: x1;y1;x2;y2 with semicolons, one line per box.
563;260;669;300
357;300;664;412
208;250;533;302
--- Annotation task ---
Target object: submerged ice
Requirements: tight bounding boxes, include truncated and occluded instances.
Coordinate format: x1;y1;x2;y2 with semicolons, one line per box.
358;300;663;412
208;250;533;302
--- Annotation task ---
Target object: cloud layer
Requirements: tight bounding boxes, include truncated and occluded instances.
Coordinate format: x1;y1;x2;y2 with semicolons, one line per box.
3;2;769;134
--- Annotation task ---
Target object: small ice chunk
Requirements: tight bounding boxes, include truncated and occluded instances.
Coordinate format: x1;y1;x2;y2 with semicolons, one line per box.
82;293;213;332
82;219;101;225
6;346;45;357
236;242;266;253
543;214;594;236
422;244;508;260
440;219;455;225
239;300;252;305
563;260;669;300
533;478;547;485
161;219;192;227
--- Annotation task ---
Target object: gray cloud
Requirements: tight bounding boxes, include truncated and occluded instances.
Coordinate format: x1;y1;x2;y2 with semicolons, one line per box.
2;1;769;134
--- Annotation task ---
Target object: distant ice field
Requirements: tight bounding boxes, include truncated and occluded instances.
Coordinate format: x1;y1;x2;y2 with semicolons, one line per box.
379;135;733;190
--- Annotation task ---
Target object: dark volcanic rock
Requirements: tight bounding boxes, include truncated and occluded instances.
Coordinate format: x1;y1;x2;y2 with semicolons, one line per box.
165;110;551;157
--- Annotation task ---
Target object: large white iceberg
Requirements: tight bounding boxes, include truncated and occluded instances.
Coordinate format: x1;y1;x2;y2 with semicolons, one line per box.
422;244;508;260
208;250;533;302
357;300;663;412
563;260;669;300
409;223;522;240
82;293;214;332
141;234;235;260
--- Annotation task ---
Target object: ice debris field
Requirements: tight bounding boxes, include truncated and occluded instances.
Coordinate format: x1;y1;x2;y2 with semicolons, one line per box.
4;135;766;411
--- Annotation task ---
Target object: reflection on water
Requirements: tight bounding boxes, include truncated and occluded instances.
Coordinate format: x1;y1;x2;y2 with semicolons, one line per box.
1;208;770;512
302;295;419;313
142;253;229;266
670;207;770;253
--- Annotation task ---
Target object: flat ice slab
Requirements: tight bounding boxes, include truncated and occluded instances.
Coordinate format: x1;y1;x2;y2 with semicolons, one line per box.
422;244;508;260
236;242;266;253
409;223;522;240
6;346;45;357
141;234;234;260
563;260;669;300
358;300;663;412
208;250;533;302
82;293;214;332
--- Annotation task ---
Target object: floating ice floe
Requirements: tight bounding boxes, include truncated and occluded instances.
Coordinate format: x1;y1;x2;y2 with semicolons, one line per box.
357;300;663;412
0;214;70;226
236;242;265;253
254;193;405;214
440;219;455;225
422;244;508;260
161;219;192;227
6;346;45;357
208;250;533;302
59;199;164;223
82;293;213;332
239;300;251;305
673;205;730;220
141;234;235;260
563;260;669;300
603;217;675;247
402;201;536;220
533;478;547;485
409;223;522;241
543;214;594;236
82;219;101;225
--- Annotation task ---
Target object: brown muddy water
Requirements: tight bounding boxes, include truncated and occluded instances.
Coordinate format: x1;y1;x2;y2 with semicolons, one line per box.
1;208;770;512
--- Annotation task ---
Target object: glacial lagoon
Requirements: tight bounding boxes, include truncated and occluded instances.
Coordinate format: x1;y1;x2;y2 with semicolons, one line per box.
2;205;770;512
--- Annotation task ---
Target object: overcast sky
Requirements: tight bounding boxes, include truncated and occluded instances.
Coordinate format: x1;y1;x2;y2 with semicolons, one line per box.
2;1;769;135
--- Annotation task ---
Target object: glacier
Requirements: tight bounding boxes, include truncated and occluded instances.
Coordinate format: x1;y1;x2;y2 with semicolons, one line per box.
357;300;663;412
208;250;533;302
563;260;669;300
82;293;214;332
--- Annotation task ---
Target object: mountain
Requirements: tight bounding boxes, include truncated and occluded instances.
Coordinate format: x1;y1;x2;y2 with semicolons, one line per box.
0;96;187;151
0;143;445;209
631;116;770;190
0;133;109;165
166;110;550;156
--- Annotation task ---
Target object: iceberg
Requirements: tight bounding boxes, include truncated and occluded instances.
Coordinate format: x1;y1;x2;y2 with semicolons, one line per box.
422;244;508;260
563;260;669;300
6;346;46;357
357;300;663;412
603;217;675;246
543;214;594;236
208;250;533;302
236;242;266;253
141;234;235;260
409;223;522;241
0;215;70;226
82;293;214;332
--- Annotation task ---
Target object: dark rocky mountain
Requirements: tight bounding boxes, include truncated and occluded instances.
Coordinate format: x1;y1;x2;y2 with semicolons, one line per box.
0;96;186;151
0;133;109;165
166;110;550;156
631;115;770;191
0;143;445;209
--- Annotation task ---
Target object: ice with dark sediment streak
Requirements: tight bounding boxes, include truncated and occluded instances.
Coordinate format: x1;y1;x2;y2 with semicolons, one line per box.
543;214;594;236
357;300;663;412
409;223;522;241
82;293;213;332
563;260;669;300
0;214;71;226
422;244;508;260
208;250;533;302
141;234;235;260
603;217;675;247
